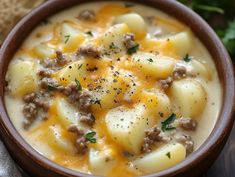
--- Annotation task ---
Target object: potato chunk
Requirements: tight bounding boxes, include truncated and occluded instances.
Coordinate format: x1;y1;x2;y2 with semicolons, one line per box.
167;31;192;57
61;23;85;53
169;79;207;118
132;143;186;173
34;44;56;59
44;124;76;152
56;98;89;130
101;24;130;55
89;148;117;176
132;52;175;79
191;60;211;80
115;13;147;39
105;104;155;154
6;61;38;96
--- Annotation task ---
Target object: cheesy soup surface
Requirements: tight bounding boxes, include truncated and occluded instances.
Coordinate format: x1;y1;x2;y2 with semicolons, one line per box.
5;2;221;177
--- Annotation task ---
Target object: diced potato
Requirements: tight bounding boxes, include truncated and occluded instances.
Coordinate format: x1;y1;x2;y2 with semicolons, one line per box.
34;44;56;59
132;52;175;79
115;13;147;39
169;79;207;118
92;74;128;109
6;61;38;96
57;60;87;85
140;90;171;119
191;60;211;80
167;31;193;57
89;148;117;176
105;104;156;154
101;24;130;54
61;23;85;53
56;98;89;130
132;143;186;173
44;124;76;152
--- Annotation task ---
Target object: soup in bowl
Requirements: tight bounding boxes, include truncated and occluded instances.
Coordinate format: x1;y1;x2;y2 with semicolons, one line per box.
0;1;234;177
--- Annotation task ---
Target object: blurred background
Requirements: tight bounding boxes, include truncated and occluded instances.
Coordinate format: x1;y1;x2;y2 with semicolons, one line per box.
0;0;234;177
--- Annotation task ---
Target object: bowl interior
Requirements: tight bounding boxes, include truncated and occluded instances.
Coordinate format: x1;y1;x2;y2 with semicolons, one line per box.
0;0;234;177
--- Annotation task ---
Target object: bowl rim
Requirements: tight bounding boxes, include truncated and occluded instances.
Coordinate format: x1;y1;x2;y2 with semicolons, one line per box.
0;0;234;177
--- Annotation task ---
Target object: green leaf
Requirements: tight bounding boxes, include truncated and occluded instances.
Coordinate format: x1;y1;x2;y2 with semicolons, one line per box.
166;152;171;159
75;79;82;91
183;54;192;62
193;4;224;14
93;99;102;108
223;20;235;56
161;113;176;132
147;58;153;62
127;44;139;55
64;35;70;44
110;42;118;50
48;84;57;91
86;31;93;37
77;64;83;70
85;131;96;143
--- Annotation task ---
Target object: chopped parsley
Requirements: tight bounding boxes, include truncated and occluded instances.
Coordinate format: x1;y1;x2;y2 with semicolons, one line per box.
78;64;83;70
183;54;192;62
124;2;135;8
161;113;176;132
110;42;118;50
47;84;57;91
85;131;96;143
166;152;171;159
75;79;82;91
64;35;70;44
147;58;153;62
127;44;139;55
93;99;102;108
86;31;93;37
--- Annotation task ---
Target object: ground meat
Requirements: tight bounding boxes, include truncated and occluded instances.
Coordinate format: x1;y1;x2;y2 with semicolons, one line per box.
178;117;197;131
78;10;96;21
56;50;68;66
172;65;187;80
80;113;95;126
123;33;137;50
78;44;101;58
175;134;194;155
61;83;92;113
40;77;59;90
141;126;162;153
38;68;53;78
158;77;173;89
67;125;88;154
22;92;50;129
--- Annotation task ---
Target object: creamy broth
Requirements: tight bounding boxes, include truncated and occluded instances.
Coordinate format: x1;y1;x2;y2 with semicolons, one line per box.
5;2;221;177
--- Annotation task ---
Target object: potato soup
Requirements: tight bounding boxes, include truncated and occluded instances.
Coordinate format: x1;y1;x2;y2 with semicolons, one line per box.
4;2;221;177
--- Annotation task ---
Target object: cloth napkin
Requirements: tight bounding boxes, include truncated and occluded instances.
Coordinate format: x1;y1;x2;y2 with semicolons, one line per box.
0;140;22;177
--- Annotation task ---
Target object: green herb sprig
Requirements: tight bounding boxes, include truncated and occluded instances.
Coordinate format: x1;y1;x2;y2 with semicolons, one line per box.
161;113;176;132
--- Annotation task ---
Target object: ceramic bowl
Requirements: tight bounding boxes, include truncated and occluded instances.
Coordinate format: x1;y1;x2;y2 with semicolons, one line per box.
0;0;234;177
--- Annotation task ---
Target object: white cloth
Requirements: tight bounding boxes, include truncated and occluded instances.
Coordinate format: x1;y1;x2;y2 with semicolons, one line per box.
0;141;22;177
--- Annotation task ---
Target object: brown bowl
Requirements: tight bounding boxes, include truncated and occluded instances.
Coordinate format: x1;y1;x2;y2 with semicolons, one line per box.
0;0;235;177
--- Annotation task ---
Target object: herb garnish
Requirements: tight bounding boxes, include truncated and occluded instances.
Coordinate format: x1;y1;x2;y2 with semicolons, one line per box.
147;58;153;62
183;54;192;62
75;79;82;91
127;44;139;55
85;131;96;143
64;35;70;44
124;2;135;8
166;152;171;159
93;99;102;108
48;84;57;91
78;64;83;70
161;113;176;132
86;31;93;37
110;42;118;50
